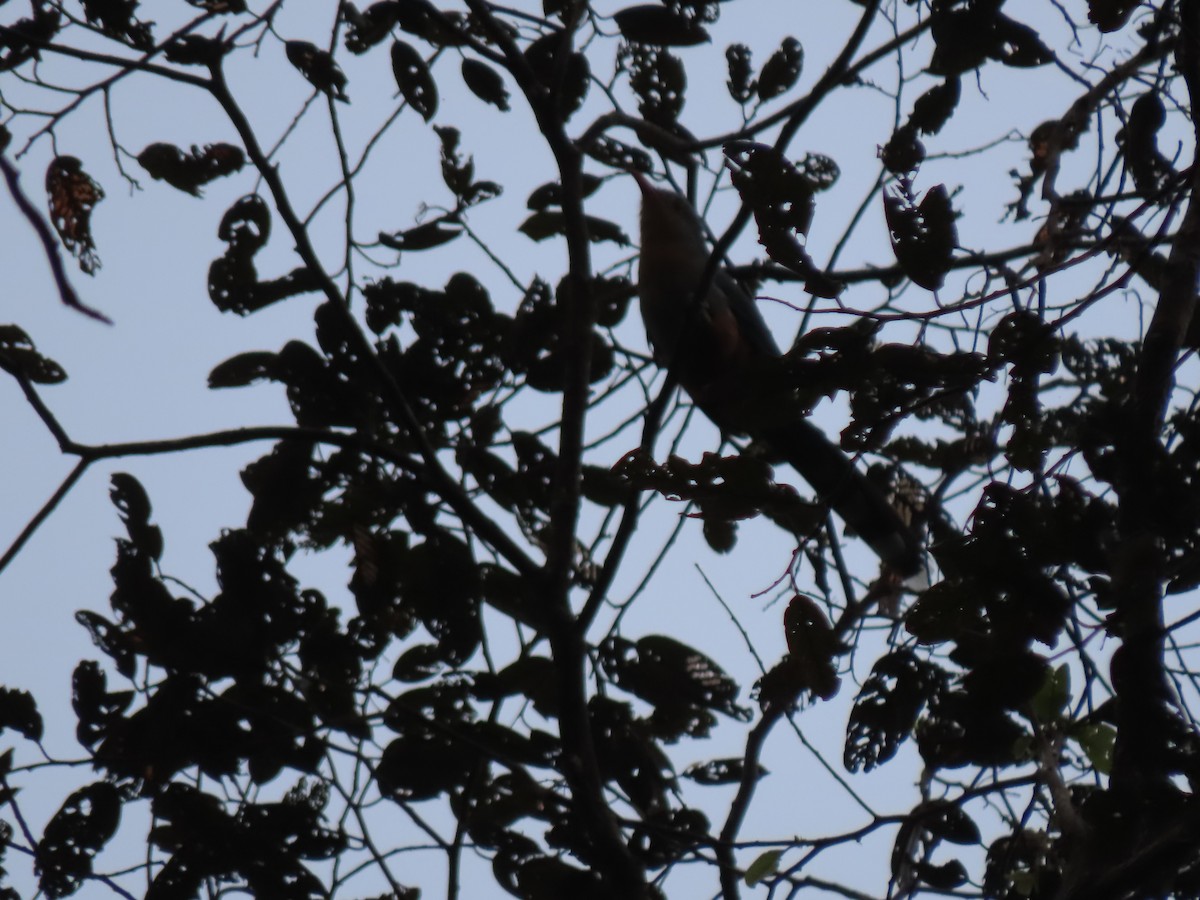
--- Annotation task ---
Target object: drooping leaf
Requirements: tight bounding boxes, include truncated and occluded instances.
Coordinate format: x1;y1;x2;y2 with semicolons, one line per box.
845;650;947;772
46;156;104;274
883;181;957;291
391;40;438;121
725;43;755;103
782;594;841;701
524;30;590;117
1087;0;1138;31
461;58;510;111
627;45;686;126
344;1;402;53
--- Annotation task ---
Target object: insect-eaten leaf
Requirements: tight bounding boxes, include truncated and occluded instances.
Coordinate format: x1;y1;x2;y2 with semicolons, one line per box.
627;44;686;126
1087;0;1138;31
344;1;403;53
391;40;438;121
137;142;245;196
883;181;957;291
782;594;842;701
286;40;349;102
0;324;67;384
0;687;43;741
613;5;710;46
461;58;510;111
524;30;590;117
46;156;104;274
726;142;842;297
725;43;755;103
757;36;802;101
378;219;462;252
584;135;652;173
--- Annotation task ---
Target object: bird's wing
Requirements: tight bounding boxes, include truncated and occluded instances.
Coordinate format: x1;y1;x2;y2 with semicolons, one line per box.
711;269;781;357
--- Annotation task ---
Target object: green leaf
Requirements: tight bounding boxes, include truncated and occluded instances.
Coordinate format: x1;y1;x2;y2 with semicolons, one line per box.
1073;722;1115;775
1030;664;1069;722
0;324;67;384
744;849;781;886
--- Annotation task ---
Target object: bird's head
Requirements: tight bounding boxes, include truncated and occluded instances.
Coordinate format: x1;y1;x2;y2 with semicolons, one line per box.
631;170;708;253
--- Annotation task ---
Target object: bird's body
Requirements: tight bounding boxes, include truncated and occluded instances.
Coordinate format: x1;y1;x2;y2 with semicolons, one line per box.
633;172;922;575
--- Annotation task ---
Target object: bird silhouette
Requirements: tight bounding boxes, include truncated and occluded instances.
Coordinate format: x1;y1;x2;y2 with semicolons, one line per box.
634;171;922;575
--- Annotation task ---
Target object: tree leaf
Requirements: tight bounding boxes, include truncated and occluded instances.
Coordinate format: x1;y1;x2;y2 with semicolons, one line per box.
613;5;710;46
391;40;438;121
461;58;510;111
757;36;802;101
744;849;781;886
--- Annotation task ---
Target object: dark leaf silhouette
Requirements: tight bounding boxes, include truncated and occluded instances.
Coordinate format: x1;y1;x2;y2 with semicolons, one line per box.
46;156;104;274
725;43;755;103
285;40;349;102
1118;91;1176;197
518;210;629;245
461;58;510;111
910;76;960;135
781;594;841;701
35;783;121;898
164;34;227;66
0;687;41;741
379;218;463;252
846;651;947;772
1087;0;1139;32
627;45;685;126
137;142;245;196
391;40;438;121
883;180;957;290
756;36;802;101
613;5;709;46
0;7;62;71
524;30;590;117
344;1;402;53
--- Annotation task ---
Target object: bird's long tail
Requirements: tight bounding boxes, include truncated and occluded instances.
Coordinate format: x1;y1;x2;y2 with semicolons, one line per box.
761;418;923;576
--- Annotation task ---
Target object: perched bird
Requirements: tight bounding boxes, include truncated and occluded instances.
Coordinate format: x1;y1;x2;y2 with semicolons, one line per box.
633;171;923;575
